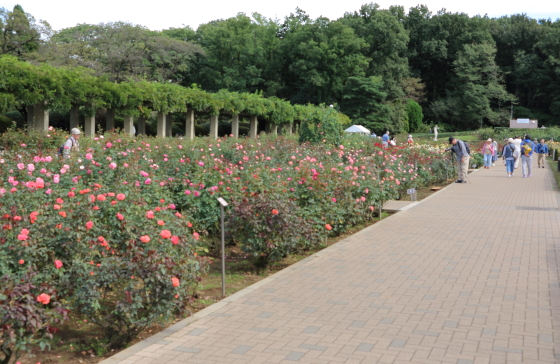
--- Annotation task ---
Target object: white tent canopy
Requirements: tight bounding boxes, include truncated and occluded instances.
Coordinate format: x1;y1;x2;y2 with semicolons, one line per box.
344;125;371;134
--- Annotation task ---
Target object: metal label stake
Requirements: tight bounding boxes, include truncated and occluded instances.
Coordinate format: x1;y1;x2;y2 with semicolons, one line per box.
217;197;228;297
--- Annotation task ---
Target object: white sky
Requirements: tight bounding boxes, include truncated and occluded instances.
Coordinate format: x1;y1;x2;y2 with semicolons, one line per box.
5;0;560;31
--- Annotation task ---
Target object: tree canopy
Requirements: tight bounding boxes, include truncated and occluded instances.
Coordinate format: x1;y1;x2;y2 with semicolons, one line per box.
2;3;560;132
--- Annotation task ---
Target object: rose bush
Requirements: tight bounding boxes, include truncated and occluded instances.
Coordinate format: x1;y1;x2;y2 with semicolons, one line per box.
0;129;452;355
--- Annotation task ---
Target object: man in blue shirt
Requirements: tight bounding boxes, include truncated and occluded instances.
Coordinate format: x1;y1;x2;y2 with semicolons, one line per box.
382;131;390;148
520;134;534;177
534;139;549;168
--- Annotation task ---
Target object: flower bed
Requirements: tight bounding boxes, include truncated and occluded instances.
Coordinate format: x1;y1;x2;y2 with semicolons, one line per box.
0;130;453;360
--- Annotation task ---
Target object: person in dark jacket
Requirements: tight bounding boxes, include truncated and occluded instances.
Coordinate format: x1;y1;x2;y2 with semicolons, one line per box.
502;138;516;177
446;137;470;183
534;139;549;168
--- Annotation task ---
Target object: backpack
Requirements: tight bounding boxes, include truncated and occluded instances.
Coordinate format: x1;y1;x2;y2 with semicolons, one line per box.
57;138;74;158
522;141;532;155
459;140;471;155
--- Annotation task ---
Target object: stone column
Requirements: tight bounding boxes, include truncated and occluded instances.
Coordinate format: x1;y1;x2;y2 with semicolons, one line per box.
284;123;293;136
84;114;95;136
70;105;80;130
249;116;258;139
106;109;115;131
209;115;218;139
166;113;173;137
270;123;278;136
123;115;134;136
33;103;49;131
231;114;239;139
26;105;35;129
157;112;166;138
185;108;195;140
137;116;146;135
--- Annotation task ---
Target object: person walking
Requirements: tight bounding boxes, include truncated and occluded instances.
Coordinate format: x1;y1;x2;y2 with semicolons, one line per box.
446;136;470;183
382;131;390;148
491;138;498;166
502;138;516;177
61;128;81;158
482;138;494;169
535;139;548;168
513;136;522;169
520;134;534;177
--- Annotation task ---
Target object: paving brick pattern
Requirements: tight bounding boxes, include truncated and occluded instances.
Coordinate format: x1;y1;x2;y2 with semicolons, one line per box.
101;164;560;364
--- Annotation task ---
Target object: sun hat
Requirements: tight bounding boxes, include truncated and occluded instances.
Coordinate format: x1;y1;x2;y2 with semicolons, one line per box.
487;138;492;142
507;138;514;143
448;136;455;144
71;128;82;135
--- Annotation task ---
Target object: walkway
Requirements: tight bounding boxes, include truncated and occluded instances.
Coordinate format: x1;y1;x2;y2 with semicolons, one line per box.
101;163;560;364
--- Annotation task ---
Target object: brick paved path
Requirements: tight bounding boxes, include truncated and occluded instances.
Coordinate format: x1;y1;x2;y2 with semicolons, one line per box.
102;163;560;364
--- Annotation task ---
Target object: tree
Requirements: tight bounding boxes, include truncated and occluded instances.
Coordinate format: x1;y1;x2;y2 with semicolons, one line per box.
340;3;410;99
406;99;423;132
0;5;51;57
430;43;514;128
278;15;368;104
339;76;391;132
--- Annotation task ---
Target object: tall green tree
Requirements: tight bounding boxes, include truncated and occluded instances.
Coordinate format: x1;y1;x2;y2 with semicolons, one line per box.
278;12;368;104
431;43;514;128
340;3;410;99
339;76;391;132
0;5;51;57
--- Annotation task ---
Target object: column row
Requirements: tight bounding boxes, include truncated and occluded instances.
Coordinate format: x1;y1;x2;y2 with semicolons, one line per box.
25;104;293;139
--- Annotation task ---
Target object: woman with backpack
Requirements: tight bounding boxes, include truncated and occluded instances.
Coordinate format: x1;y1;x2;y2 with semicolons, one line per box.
502;138;516;177
481;138;494;169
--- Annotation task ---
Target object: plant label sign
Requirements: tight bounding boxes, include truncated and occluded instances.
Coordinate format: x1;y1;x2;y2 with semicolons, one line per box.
407;188;416;195
217;197;228;207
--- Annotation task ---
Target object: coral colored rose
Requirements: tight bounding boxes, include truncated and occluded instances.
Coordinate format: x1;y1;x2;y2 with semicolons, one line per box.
140;235;150;243
67;191;75;198
18;259;24;265
116;213;124;221
59;211;67;217
54;260;63;269
36;293;51;305
146;211;155;219
116;193;125;201
89;195;96;203
272;209;279;215
171;277;180;287
18;234;28;241
85;221;94;230
193;232;200;240
171;235;179;245
54;204;61;210
325;224;332;231
97;194;106;201
160;230;171;239
157;220;165;226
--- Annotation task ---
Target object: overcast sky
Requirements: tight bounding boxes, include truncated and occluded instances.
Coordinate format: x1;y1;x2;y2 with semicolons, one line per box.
5;0;560;31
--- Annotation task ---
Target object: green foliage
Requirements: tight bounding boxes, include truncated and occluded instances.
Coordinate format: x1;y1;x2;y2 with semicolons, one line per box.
299;107;343;146
406;99;423;132
340;76;390;133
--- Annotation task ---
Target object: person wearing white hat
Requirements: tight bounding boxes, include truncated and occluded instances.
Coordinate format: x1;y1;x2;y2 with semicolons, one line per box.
62;128;81;158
